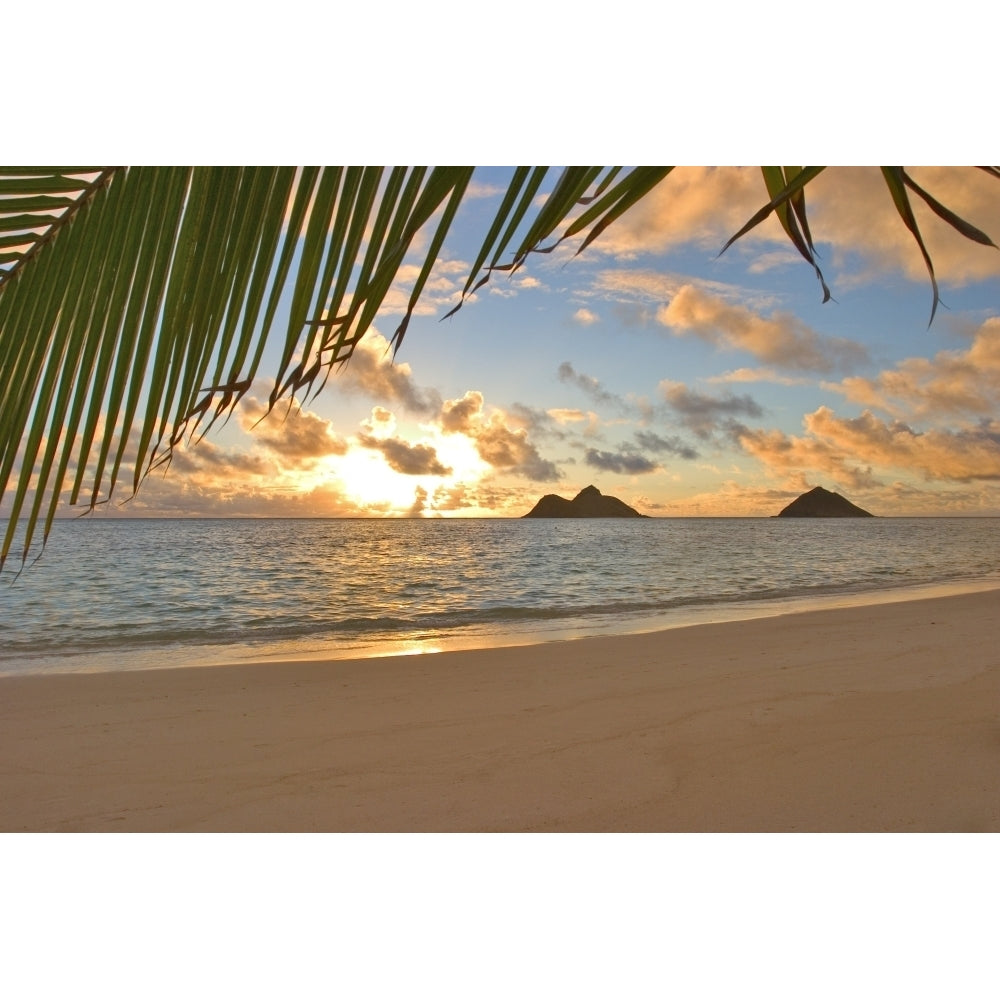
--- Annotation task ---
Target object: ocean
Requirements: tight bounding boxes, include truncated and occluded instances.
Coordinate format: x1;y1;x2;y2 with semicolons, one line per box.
1;516;998;676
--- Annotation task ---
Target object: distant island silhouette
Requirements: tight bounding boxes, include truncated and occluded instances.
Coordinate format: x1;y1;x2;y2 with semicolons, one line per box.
523;485;647;518
777;486;874;518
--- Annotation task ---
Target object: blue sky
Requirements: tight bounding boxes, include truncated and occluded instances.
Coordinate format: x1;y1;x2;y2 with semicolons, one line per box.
121;166;1000;518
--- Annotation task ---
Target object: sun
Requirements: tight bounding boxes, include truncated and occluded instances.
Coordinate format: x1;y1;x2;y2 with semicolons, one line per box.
331;449;423;510
323;430;490;513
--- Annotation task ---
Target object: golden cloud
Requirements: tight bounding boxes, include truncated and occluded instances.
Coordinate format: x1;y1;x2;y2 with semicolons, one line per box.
469;413;560;481
238;396;349;462
361;406;396;436
334;331;442;415
656;284;870;374
807;166;1000;287
836;316;1000;420
547;408;591;424
707;367;812;386
357;433;452;476
439;390;559;481
439;390;484;434
806;407;1000;481
375;256;471;318
738;405;1000;486
586;167;998;290
595;166;783;256
123;435;368;518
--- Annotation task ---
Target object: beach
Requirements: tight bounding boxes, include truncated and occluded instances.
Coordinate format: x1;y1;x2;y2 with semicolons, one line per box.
2;588;998;832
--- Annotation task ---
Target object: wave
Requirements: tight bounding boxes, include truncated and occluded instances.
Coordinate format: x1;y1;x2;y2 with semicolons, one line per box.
5;568;993;666
4;517;1000;673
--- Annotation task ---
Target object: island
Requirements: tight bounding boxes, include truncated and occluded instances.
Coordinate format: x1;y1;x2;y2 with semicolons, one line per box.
522;484;647;518
777;486;874;518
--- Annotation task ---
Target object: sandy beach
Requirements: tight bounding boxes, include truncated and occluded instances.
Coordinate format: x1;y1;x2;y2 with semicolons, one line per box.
2;588;998;832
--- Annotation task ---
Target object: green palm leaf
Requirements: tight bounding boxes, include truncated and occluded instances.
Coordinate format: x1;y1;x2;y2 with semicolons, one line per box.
0;166;480;567
1;165;997;570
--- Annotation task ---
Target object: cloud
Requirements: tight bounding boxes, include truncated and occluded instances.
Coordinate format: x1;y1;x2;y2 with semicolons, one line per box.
375;257;473;319
806;408;1000;482
806;166;1000;288
557;361;619;407
546;407;601;437
737;406;1000;486
408;485;430;517
131;475;372;519
592;268;778;317
870;480;1000;516
118;435;370;518
335;331;442;415
163;437;274;478
589;166;781;257
745;249;804;274
357;433;452;476
465;181;507;199
481;272;545;299
238;396;349;462
634;430;699;461
573;307;599;326
547;408;589;424
650;480;822;518
736;422;876;492
556;362;656;426
472;414;561;481
361;406;396;436
834;316;1000;420
656;284;869;374
438;391;560;481
659;380;764;439
707;367;812;387
440;390;484;433
503;403;587;442
18;411;360;522
584;448;659;475
431;482;476;512
577;166;999;290
654;478;1000;519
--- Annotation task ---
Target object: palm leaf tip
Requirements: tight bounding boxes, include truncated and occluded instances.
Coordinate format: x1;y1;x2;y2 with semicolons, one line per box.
880;167;943;325
722;166;831;302
902;169;999;251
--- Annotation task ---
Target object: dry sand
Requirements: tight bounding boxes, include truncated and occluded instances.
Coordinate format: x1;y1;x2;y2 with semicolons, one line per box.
2;589;998;831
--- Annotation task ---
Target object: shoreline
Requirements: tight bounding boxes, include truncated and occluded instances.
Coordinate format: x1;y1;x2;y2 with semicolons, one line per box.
5;574;1000;678
3;586;999;831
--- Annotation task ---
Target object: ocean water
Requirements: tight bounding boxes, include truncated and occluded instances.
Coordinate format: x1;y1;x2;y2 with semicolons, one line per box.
1;516;998;675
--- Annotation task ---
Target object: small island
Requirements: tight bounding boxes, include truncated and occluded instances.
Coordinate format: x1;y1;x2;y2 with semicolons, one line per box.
523;484;647;518
777;486;874;518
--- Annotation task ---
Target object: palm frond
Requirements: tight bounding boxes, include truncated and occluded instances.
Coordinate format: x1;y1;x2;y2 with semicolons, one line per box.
0;166;480;567
879;166;948;326
1;165;998;569
719;166;830;301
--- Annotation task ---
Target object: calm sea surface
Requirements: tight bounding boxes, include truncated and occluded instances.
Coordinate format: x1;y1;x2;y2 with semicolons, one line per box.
1;517;998;675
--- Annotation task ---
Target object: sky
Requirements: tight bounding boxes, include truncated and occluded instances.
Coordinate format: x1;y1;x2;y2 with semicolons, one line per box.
113;165;1000;519
8;9;998;986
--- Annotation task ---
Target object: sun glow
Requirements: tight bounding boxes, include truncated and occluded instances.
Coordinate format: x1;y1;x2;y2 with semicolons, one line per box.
332;449;425;510
327;430;490;514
